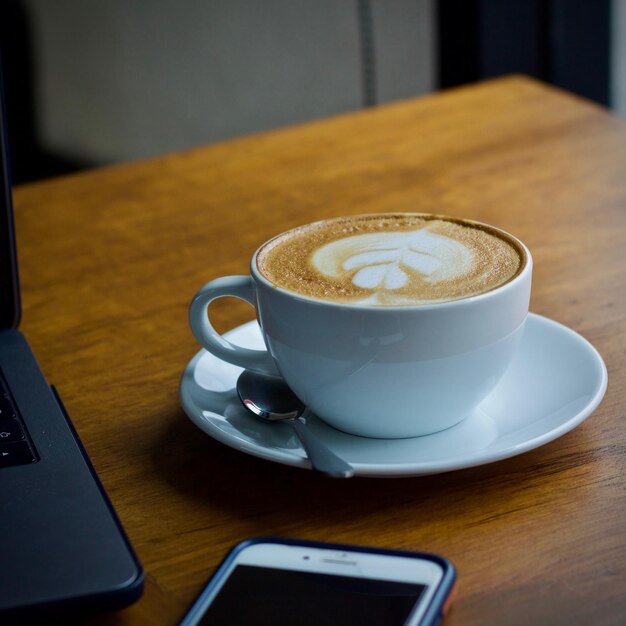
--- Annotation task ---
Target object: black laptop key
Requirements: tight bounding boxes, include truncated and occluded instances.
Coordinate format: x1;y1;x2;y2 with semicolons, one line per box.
0;441;36;467
0;396;16;418
0;418;24;442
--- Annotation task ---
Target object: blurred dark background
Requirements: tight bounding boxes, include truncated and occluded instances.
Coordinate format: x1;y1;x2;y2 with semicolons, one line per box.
0;0;616;185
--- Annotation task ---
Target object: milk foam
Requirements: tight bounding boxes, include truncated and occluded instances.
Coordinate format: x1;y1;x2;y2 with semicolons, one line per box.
312;228;474;297
256;214;523;306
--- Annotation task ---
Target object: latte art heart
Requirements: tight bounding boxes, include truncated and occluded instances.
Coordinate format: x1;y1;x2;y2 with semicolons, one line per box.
256;214;523;306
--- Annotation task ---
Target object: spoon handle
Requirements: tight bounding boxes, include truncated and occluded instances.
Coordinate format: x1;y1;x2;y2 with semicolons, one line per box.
292;419;354;478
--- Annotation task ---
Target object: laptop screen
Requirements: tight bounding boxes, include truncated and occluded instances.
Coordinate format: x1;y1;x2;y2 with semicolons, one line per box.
0;59;21;329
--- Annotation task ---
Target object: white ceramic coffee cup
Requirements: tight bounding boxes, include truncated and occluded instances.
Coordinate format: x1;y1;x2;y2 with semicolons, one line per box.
189;222;532;438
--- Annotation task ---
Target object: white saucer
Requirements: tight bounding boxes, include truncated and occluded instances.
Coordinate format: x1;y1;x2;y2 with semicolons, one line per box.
179;313;607;477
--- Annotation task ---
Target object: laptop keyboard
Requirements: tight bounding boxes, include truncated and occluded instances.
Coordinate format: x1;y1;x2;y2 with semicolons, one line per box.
0;376;38;468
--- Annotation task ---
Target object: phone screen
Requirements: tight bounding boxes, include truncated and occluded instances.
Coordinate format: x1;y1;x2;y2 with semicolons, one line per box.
196;564;426;625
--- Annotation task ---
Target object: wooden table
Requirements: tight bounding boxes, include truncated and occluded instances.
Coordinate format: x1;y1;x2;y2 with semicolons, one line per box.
13;76;626;625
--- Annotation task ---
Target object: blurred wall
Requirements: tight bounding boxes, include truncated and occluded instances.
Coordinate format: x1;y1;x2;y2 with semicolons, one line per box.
613;0;626;115
23;0;435;165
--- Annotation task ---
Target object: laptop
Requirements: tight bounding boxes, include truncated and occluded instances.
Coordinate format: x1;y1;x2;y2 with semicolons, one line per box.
0;65;143;618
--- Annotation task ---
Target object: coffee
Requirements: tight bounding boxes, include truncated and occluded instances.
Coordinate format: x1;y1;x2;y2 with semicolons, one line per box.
256;214;524;305
191;212;531;436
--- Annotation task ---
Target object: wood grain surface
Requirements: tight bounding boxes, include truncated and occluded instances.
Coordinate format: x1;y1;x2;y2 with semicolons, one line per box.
13;76;626;625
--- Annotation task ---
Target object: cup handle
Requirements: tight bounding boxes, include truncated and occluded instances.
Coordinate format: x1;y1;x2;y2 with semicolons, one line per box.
189;276;279;376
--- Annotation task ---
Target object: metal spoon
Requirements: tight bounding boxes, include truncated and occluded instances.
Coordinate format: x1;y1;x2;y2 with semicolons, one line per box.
236;369;354;478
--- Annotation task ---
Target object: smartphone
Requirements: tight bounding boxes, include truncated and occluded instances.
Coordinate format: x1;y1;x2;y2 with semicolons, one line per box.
179;538;456;626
